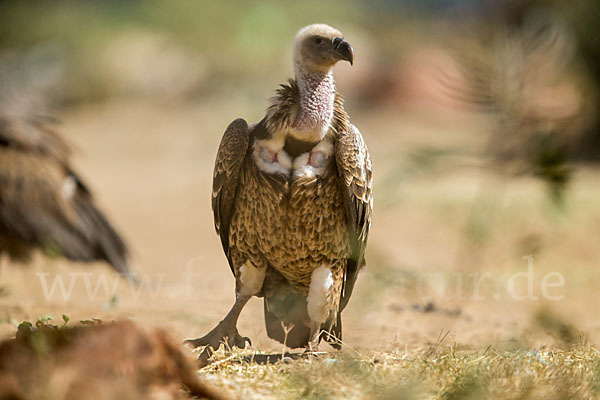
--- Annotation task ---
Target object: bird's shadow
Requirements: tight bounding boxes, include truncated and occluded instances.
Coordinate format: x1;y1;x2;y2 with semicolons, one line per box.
200;351;328;367
238;352;307;365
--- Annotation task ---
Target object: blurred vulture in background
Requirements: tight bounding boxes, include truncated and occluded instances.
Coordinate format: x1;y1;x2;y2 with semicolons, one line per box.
0;114;132;275
444;11;581;204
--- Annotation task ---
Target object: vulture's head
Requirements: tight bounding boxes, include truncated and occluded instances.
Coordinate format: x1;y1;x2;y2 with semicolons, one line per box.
293;23;354;73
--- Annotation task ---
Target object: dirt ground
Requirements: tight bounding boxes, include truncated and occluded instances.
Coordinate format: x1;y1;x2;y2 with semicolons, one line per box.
1;98;599;356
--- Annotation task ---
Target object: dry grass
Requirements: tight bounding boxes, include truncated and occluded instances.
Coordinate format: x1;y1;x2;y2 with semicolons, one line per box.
2;316;599;399
194;343;600;399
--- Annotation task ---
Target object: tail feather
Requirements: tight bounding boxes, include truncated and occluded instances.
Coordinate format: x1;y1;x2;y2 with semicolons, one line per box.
264;289;311;349
70;192;131;276
262;267;341;349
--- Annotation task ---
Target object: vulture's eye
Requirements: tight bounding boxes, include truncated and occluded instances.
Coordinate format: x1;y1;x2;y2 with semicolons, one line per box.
313;37;322;45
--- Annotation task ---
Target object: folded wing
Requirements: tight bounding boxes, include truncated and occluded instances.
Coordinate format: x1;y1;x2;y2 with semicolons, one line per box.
335;123;373;311
211;118;251;272
0;115;130;274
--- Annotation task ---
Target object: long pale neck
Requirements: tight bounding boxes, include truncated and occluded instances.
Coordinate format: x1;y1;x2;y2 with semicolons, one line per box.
290;65;336;142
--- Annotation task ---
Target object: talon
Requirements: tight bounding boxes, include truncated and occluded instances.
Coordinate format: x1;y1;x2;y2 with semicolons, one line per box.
243;336;252;347
184;332;215;348
236;335;251;348
197;347;214;368
184;338;206;348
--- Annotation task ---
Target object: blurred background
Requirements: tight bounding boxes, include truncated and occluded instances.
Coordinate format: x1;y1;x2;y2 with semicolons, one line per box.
0;0;599;352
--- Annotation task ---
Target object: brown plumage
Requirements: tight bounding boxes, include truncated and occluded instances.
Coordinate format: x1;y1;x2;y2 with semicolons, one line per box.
188;24;372;356
0;114;131;275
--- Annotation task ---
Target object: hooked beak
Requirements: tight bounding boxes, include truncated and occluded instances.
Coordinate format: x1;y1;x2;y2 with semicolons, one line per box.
332;36;354;65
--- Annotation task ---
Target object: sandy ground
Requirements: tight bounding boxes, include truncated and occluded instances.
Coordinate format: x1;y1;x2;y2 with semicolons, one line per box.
1;99;599;355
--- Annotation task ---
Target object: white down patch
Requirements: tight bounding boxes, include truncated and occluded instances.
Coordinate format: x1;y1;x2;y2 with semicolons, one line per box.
238;262;266;297
61;176;77;199
292;137;334;179
254;138;292;176
306;265;334;324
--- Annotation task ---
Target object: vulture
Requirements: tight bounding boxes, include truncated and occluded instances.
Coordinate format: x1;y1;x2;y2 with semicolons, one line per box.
0;114;132;276
188;24;372;353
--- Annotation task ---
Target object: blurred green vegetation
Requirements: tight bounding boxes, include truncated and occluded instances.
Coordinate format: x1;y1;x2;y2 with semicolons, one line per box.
0;0;368;102
0;0;452;105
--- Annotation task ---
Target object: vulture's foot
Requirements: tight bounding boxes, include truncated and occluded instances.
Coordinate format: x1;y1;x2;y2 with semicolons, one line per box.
301;347;326;361
186;322;251;366
185;294;251;351
185;321;251;351
307;322;322;353
185;294;252;365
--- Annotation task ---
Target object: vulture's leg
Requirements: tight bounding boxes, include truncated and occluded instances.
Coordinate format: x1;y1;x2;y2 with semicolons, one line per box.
186;262;264;355
306;265;335;352
308;322;322;353
186;293;252;350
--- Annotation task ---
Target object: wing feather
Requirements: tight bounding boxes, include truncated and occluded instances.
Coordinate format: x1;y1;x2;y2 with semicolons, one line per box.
0;115;71;165
335;123;373;311
0;116;130;274
211;118;251;272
